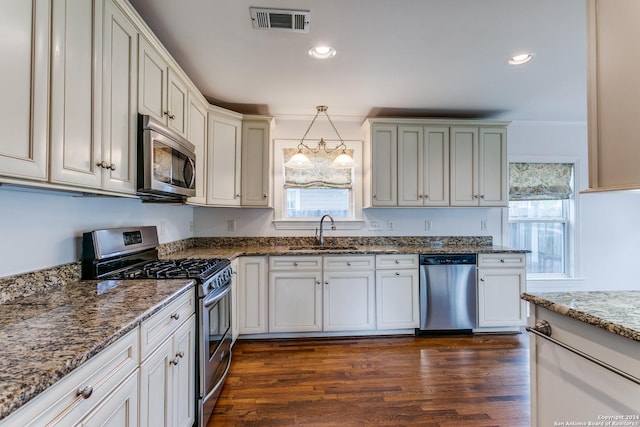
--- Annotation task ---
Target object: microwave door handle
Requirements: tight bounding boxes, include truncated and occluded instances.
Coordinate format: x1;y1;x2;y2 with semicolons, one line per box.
187;157;196;189
203;284;231;308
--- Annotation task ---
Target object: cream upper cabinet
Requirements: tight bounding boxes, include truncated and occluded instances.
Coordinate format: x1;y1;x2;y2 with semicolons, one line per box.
398;126;449;207
0;0;49;181
49;0;103;189
207;107;242;206
587;1;640;191
450;126;507;207
100;0;139;193
241;117;272;207
187;94;209;205
138;35;188;138
370;124;398;206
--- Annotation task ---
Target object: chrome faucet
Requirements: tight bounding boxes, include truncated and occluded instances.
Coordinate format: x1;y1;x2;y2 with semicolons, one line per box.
316;214;335;246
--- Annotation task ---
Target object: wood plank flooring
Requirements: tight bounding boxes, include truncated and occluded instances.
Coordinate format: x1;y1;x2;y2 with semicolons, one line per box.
210;333;530;426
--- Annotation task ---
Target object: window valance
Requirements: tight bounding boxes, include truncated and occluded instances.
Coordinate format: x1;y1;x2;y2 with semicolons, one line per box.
509;162;573;201
283;148;353;189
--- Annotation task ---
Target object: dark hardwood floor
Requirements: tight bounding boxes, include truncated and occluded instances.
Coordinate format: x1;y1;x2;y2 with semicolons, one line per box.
210;333;530;426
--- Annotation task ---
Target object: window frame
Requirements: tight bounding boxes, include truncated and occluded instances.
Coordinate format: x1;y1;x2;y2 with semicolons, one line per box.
506;157;580;280
272;139;364;230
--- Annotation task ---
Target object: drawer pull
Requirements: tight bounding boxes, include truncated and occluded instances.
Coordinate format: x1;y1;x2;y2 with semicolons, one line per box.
500;258;505;263
526;321;640;386
76;385;93;399
171;313;180;321
395;272;400;276
346;262;351;266
395;260;400;264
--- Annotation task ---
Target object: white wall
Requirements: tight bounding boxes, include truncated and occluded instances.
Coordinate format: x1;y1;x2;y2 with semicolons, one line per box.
0;186;194;277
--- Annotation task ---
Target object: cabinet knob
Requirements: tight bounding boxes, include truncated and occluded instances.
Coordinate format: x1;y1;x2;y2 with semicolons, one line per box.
293;262;298;267
424;194;429;199
480;195;485;199
373;194;377;199
109;163;116;171
263;194;268;198
346;262;351;266
76;385;93;399
97;161;107;169
316;280;321;285
324;281;329;285
418;195;423;199
500;259;505;263
236;194;241;198
170;357;180;366
395;272;400;276
164;111;175;120
171;312;180;320
176;351;185;359
395;260;400;264
480;277;485;281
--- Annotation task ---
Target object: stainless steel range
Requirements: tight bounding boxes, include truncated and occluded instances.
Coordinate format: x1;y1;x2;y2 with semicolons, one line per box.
81;226;232;427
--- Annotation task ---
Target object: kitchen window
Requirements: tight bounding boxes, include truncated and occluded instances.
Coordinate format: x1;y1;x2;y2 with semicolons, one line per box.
273;139;363;228
508;162;574;278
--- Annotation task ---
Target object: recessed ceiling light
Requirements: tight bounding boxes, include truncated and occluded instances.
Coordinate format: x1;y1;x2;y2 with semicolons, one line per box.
308;45;336;59
508;53;534;66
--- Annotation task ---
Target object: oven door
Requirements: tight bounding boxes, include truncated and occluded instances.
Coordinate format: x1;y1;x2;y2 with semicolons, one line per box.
199;281;232;426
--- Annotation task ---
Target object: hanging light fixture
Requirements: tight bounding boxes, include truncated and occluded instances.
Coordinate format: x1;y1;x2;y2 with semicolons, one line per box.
284;106;356;169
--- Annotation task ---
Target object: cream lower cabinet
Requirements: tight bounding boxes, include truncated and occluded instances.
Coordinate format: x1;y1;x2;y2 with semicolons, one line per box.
477;253;527;328
268;256;323;333
0;0;49;181
322;256;376;331
1;328;139;427
268;256;376;333
237;256;269;334
375;255;419;329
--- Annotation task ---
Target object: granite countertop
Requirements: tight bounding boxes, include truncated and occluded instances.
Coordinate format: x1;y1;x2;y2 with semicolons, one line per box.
163;243;526;260
522;291;640;343
0;278;194;421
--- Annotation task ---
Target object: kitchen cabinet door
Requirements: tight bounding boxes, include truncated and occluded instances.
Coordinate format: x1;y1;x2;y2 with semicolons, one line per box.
101;0;138;194
187;94;209;205
238;256;268;334
0;0;49;181
207;108;242;206
138;35;168;124
477;267;527;328
375;269;419;329
75;370;139;427
478;128;507;207
323;270;375;331
449;127;479;206
50;0;103;189
167;69;188;138
398;126;449;206
241;118;272;207
269;270;322;333
370;125;398;206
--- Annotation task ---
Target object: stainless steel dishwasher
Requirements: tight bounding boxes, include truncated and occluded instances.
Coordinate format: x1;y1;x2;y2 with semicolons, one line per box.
417;254;477;334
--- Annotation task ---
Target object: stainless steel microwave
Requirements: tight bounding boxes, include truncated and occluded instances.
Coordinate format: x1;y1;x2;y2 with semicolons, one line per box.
137;115;196;201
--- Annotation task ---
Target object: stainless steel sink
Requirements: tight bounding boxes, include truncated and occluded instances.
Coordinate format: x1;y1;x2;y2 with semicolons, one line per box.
288;245;359;251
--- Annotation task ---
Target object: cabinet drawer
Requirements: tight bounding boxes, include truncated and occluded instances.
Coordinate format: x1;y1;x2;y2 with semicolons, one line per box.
7;328;138;427
140;289;195;360
376;254;419;269
477;253;526;268
269;256;322;271
323;255;375;271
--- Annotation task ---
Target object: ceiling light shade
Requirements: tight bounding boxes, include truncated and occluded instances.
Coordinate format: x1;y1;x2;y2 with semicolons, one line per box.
285;152;314;169
283;106;356;170
330;152;356;169
308;45;336;59
508;53;534;65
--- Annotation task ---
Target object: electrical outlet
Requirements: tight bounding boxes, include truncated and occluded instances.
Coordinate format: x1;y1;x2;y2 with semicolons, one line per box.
159;222;166;236
425;220;432;231
227;219;236;232
481;220;487;231
387;220;396;230
369;221;381;230
189;221;194;232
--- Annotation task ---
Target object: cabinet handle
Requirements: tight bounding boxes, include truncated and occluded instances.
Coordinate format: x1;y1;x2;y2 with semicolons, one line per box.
176;351;185;359
170;357;180;366
171;313;180;320
346;262;351;266
164;111;175;120
500;259;505;263
480;277;485;281
76;385;93;399
395;272;400;276
526;321;640;386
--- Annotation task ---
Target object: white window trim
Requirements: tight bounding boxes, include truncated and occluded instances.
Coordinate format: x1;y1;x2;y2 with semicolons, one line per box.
505;155;581;281
272;138;365;230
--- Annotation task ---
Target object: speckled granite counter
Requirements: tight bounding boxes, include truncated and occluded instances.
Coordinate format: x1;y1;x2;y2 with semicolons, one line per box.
522;291;640;342
0;278;194;420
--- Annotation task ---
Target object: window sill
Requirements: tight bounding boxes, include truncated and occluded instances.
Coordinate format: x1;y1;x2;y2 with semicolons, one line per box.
272;220;366;230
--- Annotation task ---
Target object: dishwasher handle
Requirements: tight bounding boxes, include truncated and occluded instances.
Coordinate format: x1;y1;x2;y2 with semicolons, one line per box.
419;254;477;265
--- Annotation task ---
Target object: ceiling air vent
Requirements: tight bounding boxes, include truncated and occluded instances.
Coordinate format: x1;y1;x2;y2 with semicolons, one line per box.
250;7;310;33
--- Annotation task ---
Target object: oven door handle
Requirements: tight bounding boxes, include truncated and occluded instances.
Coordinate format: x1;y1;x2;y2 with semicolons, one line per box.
203;283;231;308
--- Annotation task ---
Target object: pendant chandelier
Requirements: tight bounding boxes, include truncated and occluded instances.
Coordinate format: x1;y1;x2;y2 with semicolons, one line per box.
284;106;356;170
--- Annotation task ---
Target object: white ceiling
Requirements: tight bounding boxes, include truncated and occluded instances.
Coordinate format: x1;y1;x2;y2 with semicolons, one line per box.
127;0;587;122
